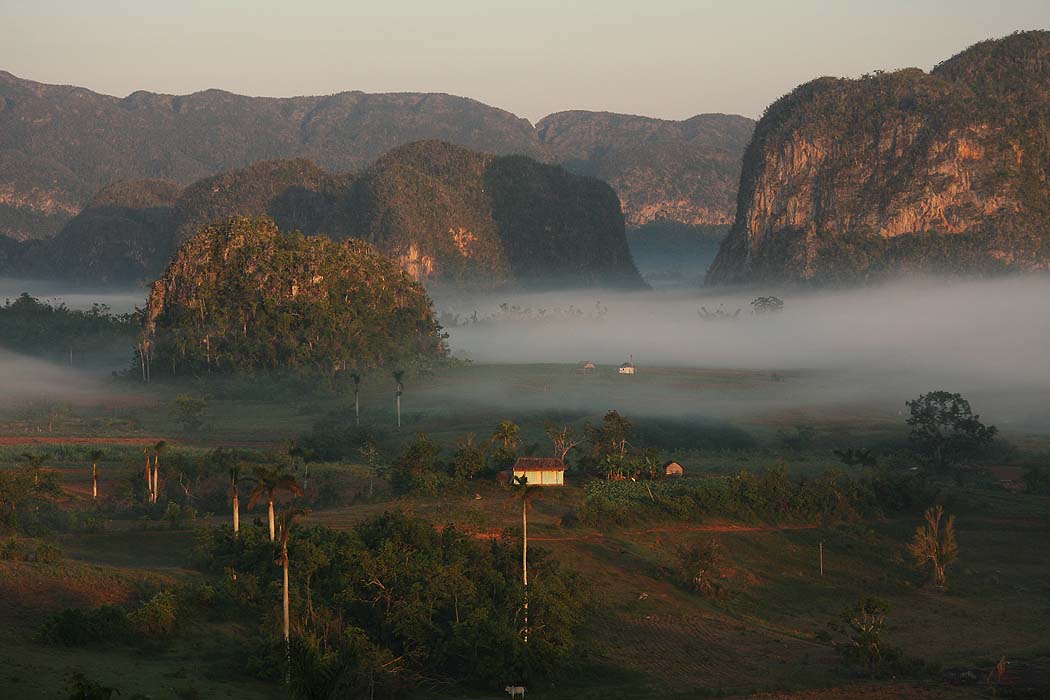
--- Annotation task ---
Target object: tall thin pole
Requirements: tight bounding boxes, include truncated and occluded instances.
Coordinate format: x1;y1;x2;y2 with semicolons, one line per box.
819;542;824;577
396;383;402;429
283;552;290;686
522;495;529;643
355;388;360;426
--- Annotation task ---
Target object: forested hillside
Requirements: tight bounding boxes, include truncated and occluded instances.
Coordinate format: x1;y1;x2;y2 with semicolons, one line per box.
0;70;753;239
4;142;644;290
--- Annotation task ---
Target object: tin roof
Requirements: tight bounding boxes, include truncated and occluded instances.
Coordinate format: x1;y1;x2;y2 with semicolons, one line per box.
512;457;566;472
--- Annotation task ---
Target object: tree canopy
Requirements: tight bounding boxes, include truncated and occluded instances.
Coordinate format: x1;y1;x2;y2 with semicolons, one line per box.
145;217;447;376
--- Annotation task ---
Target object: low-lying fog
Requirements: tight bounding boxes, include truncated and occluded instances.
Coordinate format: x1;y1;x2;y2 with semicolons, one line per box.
436;276;1050;433
0;277;145;313
2;276;1047;435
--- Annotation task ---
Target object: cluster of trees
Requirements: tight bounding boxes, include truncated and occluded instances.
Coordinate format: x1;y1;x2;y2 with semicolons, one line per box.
572;464;924;529
192;511;585;697
0;293;139;362
145;217;447;378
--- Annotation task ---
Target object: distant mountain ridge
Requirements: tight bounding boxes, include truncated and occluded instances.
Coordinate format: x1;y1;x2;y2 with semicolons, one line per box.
3;141;645;290
708;31;1050;285
0;70;754;240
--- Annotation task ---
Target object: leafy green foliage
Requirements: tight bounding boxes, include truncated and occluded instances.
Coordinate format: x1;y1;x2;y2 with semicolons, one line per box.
0;293;139;360
196;512;586;693
573;466;924;529
906;391;997;475
127;590;179;637
146;217;446;376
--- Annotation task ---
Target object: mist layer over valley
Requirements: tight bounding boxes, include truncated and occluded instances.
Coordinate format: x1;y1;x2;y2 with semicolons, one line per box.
437;276;1050;433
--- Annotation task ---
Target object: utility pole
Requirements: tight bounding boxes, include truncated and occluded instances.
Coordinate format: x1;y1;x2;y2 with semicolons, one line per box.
819;542;824;577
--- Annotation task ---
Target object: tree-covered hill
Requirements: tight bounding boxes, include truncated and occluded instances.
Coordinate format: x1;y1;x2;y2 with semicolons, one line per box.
144;216;446;376
7;141;645;290
0;70;753;239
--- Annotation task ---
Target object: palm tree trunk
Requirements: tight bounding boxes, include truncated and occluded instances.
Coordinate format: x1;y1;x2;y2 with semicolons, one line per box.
396;394;401;428
152;458;159;503
283;551;291;686
92;463;98;499
283;554;290;642
522;497;529;643
145;455;152;502
232;492;240;534
268;499;276;541
355;390;360;426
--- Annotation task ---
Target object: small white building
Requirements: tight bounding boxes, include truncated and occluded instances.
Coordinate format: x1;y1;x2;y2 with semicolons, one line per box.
618;361;636;375
511;457;566;486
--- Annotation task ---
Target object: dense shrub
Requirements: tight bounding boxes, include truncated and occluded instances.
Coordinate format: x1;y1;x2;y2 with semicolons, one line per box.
572;467;926;529
128;590;179;636
42;606;129;646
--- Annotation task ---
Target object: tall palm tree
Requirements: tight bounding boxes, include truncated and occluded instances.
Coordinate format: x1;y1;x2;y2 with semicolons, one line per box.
287;441;308;491
143;445;153;502
492;420;521;451
512;474;542;643
275;506;306;685
151;440;168;504
247;466;303;542
349;372;362;426
89;449;104;500
392;370;405;428
229;462;244;535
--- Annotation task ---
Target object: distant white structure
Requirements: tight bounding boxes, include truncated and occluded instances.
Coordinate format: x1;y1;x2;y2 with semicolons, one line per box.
505;686;526;699
618;355;636;375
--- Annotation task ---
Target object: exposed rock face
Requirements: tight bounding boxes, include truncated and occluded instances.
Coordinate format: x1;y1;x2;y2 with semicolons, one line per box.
0;70;753;239
536;111;755;226
708;31;1050;285
14;141;645;289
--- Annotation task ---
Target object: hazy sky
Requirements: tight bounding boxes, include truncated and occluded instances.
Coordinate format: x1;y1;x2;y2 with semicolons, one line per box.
3;0;1049;122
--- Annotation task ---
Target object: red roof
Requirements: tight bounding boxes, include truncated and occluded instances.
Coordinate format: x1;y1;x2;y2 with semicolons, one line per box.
512;457;566;472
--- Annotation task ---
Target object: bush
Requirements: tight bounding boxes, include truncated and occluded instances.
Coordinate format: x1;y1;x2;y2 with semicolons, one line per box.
66;672;121;700
42;606;129;646
128;590;178;636
677;539;726;597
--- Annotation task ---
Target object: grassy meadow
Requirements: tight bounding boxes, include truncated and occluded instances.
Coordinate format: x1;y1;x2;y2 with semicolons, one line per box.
1;361;1048;699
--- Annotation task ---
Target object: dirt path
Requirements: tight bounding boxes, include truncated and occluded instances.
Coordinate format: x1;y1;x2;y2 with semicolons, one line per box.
467;522;817;542
0;435;277;448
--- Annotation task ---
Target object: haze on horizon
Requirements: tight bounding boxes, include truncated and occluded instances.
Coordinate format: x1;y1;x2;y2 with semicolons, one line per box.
4;0;1049;123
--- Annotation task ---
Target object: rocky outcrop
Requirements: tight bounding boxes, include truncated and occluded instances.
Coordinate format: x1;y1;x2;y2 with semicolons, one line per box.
708;31;1050;285
537;111;755;226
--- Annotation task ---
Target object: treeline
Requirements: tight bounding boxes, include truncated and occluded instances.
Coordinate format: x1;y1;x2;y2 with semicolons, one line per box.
0;293;140;361
571;466;928;529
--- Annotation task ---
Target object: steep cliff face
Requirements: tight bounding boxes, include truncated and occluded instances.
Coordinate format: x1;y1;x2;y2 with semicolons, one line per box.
537;111;754;226
708;31;1050;285
17;141;645;290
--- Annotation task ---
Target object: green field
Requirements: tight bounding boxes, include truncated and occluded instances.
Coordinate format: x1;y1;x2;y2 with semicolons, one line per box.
1;362;1048;699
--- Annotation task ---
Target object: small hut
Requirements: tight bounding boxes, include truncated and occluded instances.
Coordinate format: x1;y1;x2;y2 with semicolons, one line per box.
664;460;684;478
510;457;566;486
618;361;636;375
579;361;596;375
